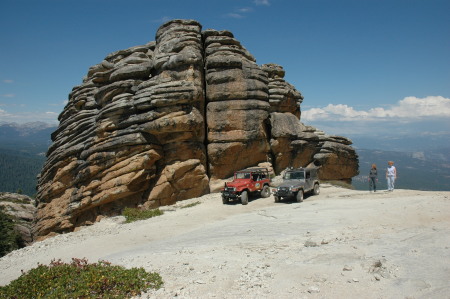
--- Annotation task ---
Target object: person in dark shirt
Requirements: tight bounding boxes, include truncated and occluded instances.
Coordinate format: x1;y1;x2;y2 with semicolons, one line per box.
368;164;378;192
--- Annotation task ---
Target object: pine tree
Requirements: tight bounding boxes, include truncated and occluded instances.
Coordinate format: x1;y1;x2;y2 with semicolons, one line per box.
0;206;22;257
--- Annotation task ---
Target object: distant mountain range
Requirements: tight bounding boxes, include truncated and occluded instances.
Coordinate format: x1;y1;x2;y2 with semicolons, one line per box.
349;134;450;191
352;148;450;191
0;121;55;154
349;133;450;152
0;122;449;196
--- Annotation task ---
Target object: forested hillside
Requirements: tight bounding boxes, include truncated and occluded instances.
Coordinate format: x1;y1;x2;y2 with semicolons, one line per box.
0;123;54;197
0;149;45;196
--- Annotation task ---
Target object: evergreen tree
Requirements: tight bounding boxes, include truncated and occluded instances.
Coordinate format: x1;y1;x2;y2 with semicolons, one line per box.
0;206;23;257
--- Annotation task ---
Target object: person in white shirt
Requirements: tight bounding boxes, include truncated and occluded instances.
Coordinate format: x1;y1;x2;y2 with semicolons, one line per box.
386;161;397;191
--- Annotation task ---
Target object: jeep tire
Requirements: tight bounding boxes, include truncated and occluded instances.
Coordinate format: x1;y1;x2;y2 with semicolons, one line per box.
274;195;280;203
241;191;248;205
222;196;228;204
296;190;304;203
261;185;270;198
313;183;320;195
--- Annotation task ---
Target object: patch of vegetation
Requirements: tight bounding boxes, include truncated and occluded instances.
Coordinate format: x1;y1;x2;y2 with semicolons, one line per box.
0;258;163;298
0;206;24;257
0;149;45;196
0;197;33;205
122;207;163;223
4;206;18;212
180;201;201;209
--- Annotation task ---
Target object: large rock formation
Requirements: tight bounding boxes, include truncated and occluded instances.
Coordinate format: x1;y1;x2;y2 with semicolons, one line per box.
35;19;358;239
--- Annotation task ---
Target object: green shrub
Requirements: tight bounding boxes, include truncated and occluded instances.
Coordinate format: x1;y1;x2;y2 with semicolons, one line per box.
0;206;23;257
180;201;201;209
122;207;163;223
0;258;163;298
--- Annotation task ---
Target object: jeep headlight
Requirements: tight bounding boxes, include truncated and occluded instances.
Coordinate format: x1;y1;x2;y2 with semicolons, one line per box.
290;187;299;192
272;188;277;193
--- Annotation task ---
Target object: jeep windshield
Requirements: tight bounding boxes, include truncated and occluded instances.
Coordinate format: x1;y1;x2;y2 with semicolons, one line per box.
283;171;305;180
235;172;251;179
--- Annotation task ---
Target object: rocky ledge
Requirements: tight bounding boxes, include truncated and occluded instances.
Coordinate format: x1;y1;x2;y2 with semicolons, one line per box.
35;19;358;239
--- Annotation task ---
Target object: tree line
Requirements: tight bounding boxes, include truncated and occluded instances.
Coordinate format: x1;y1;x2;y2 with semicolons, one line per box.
0;150;45;197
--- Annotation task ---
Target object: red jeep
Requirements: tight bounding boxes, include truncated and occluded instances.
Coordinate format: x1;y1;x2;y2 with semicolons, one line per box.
221;168;271;205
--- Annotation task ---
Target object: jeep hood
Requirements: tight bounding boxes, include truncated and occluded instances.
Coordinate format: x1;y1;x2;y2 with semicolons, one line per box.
277;180;305;188
226;180;250;188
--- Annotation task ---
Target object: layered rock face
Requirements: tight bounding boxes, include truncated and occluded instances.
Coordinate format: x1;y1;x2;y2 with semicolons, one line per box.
204;29;271;185
36;19;358;239
36;20;209;237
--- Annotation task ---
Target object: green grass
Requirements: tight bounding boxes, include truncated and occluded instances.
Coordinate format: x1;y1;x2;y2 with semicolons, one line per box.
180;201;201;209
0;258;163;298
0;198;32;205
0;206;24;257
122;207;163;223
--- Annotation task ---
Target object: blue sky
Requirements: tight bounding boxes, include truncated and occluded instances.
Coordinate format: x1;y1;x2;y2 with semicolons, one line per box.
1;0;449;146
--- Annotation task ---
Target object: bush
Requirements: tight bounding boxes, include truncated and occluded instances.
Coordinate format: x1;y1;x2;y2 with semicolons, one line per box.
180;201;201;209
122;207;163;223
0;258;163;298
0;206;23;257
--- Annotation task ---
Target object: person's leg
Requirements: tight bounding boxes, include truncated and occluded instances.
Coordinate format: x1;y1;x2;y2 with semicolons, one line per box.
388;176;394;191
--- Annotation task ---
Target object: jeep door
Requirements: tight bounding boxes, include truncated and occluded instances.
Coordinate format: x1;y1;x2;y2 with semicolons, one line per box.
305;170;313;191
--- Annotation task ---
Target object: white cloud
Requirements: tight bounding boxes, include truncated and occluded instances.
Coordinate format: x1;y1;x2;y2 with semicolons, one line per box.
386;96;450;118
238;7;253;13
301;96;450;140
225;13;245;19
225;2;264;19
0;108;14;120
0;110;59;124
1;94;15;98
3;80;14;84
302;96;450;122
254;0;270;6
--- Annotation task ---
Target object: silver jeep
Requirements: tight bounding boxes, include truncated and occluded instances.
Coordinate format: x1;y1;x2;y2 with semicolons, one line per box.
272;167;320;203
